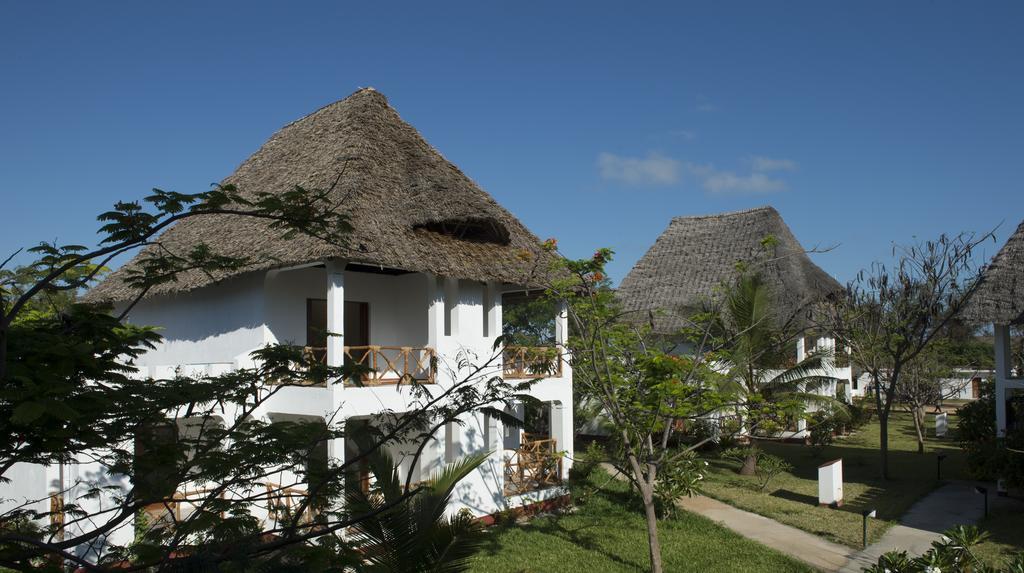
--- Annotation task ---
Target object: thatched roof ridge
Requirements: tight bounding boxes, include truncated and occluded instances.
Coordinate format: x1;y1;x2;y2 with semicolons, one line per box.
617;206;842;334
965;219;1024;326
86;88;553;302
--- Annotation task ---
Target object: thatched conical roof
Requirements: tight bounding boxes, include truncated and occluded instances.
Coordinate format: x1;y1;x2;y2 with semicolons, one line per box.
965;219;1024;326
617;206;842;334
87;88;553;302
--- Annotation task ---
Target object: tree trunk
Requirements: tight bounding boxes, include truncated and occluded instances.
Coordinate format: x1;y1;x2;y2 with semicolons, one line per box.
879;413;889;480
739;452;758;476
911;406;926;454
637;481;664;573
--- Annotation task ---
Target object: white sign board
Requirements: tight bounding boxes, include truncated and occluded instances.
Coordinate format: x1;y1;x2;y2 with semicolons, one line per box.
818;459;844;507
935;413;948;438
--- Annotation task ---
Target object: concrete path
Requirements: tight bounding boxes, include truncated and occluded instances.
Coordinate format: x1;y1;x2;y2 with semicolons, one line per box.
599;464;854;571
600;463;1023;572
676;493;854;572
839;481;1021;572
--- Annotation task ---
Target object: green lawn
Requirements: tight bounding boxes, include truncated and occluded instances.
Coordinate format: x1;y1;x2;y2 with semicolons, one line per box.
974;509;1024;567
699;411;971;548
468;468;813;573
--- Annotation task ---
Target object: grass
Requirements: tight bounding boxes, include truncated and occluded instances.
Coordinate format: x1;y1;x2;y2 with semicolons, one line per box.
698;411;971;548
973;509;1024;567
468;468;813;573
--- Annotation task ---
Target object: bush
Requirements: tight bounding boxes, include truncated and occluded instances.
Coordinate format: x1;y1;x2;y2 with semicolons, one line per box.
863;525;1024;572
720;447;792;492
808;411;839;449
957;382;1024;489
653;451;707;519
754;454;792;492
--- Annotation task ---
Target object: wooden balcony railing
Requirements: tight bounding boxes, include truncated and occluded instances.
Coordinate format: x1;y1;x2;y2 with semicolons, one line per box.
265;482;318;525
503;435;563;496
290;346;436;387
142;486;226;527
49;494;64;540
503;346;562;380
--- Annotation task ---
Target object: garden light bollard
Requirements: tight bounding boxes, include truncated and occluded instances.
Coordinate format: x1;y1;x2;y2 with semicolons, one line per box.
936;452;947;481
861;509;876;549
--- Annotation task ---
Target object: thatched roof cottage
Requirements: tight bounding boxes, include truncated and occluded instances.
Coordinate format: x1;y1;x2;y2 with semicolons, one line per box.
617;206;842;335
966;219;1024;440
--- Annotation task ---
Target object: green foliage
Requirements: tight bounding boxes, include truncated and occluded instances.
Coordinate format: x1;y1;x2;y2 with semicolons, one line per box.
957;382;1024;488
719;447;792;491
754;454;792;491
653;451;707;519
0;179;505;570
344;449;489;573
808;410;841;449
864;525;1024;573
502;295;557;346
701;272;845;441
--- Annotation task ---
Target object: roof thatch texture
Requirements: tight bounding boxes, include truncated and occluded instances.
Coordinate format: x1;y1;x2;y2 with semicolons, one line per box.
86;88;553;302
617;206;842;334
965;219;1024;326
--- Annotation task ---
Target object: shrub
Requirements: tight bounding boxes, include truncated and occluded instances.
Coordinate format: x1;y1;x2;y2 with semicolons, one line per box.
863;525;1024;572
754;454;792;492
653;451;707;519
957;382;1024;488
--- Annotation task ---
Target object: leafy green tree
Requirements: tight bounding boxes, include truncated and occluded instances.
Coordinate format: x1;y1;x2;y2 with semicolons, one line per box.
709;273;843;475
540;245;725;573
0;183;514;571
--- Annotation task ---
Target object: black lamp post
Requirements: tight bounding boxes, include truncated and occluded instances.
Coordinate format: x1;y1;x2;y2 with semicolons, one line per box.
975;486;989;519
937;452;948;481
862;508;877;549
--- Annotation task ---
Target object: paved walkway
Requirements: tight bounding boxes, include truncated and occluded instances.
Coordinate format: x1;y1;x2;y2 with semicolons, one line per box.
676;493;854;572
839;481;1021;572
601;463;1020;572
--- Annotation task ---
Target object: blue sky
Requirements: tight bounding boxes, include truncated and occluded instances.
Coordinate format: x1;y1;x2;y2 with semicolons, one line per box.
2;1;1021;284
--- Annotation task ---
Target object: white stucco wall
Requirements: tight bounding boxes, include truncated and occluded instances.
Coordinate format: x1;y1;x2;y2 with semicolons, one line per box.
122;273;266;369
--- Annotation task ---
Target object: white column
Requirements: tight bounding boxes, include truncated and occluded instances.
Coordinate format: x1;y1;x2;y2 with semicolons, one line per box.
796;336;807;362
326;260;346;369
426;274;444;349
555;300;571;379
995;323;1011;438
444;277;460;337
550;401;572;478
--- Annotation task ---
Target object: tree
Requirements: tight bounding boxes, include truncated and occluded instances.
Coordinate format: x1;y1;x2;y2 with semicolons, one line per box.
541;246;724;573
823;232;992;479
709;273;843;475
0;183;516;570
893;341;963;454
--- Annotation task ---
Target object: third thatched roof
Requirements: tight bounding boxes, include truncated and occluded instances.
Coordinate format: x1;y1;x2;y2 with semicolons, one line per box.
965;219;1024;326
617;206;842;334
87;88;554;302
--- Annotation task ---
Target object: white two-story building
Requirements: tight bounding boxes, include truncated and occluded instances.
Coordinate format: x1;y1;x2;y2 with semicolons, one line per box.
2;88;573;556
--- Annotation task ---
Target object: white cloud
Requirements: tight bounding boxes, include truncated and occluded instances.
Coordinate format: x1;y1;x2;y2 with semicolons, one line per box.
695;102;719;113
597;152;681;185
700;171;786;194
751;156;798;172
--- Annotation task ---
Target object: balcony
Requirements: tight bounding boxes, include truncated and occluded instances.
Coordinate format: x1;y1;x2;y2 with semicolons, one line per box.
503;434;563;496
502;346;563;380
289;346;437;387
265;482;319;526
